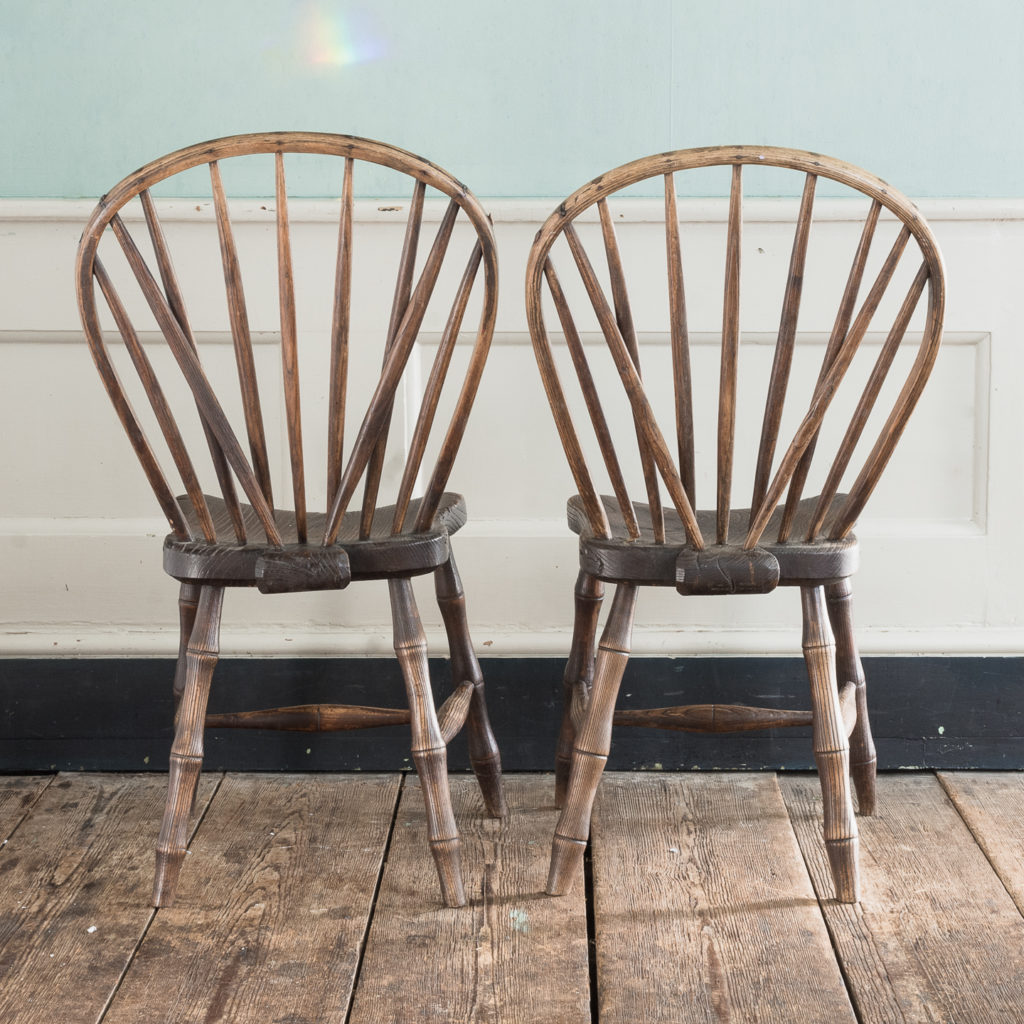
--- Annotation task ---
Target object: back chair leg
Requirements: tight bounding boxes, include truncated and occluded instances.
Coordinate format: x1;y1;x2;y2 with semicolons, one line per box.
390;577;466;908
435;553;506;818
826;578;876;815
153;584;224;907
802;585;859;903
555;571;604;808
171;582;201;713
547;583;637;896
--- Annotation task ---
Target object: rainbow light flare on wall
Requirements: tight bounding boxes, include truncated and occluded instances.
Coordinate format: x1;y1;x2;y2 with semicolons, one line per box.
300;2;381;67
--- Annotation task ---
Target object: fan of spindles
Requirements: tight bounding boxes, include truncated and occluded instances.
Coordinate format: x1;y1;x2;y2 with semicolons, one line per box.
526;146;945;551
76;132;498;550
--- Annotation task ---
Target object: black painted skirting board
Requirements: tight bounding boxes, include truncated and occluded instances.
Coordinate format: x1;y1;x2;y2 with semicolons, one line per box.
1;657;1022;772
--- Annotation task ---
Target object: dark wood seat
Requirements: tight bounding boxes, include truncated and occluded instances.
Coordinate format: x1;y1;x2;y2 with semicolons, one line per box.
165;492;467;586
526;145;946;904
569;494;858;586
75;132;505;909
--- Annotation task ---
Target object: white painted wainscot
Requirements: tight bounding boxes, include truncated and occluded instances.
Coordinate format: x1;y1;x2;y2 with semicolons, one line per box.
0;198;1019;658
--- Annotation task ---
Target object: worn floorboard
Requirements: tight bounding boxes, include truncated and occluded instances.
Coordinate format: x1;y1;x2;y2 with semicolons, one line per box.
939;771;1024;918
591;772;857;1023
0;775;52;842
782;773;1024;1024
0;773;219;1024
104;772;400;1024
3;771;1024;1023
348;774;590;1024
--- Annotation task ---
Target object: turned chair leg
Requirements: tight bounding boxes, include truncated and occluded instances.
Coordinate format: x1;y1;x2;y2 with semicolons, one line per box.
390;577;466;908
547;583;637;896
435;554;506;819
802;585;859;903
826;578;876;816
555;571;604;808
171;582;201;713
152;584;224;907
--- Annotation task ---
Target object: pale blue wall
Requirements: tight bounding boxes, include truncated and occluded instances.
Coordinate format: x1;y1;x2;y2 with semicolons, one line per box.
2;0;1021;198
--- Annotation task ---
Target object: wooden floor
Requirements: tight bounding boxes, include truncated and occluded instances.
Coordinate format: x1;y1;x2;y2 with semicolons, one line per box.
2;772;1024;1022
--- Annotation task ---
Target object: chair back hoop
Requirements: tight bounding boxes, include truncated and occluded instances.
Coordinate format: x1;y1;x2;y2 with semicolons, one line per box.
76;132;498;548
525;145;945;550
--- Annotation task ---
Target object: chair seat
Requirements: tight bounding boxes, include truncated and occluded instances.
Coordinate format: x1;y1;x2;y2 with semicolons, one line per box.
568;494;859;586
164;492;467;587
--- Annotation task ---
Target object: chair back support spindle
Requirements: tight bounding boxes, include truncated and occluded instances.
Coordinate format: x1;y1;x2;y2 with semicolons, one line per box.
663;174;696;507
76;133;498;553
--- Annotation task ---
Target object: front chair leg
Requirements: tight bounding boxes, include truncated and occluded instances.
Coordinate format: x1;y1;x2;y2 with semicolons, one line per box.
555;571;604;808
547;583;637;896
826;578;876;815
434;553;506;819
390;577;466;908
153;584;224;907
802;585;859;903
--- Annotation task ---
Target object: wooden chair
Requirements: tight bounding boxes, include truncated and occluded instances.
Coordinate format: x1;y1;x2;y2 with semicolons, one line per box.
75;132;505;908
525;146;945;903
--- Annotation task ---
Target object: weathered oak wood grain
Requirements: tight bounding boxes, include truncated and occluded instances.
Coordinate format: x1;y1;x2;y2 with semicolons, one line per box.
349;775;590;1024
0;773;219;1024
104;773;398;1024
939;772;1024;917
783;773;1024;1023
0;775;51;842
590;772;856;1023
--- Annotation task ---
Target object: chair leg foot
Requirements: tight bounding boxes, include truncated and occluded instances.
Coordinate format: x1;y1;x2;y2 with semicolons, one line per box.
435;555;506;820
546;835;587;896
825;836;860;903
152;754;202;906
851;757;877;817
392;577;467;907
153;586;223;908
802;585;860;904
555;572;604;809
826;578;877;817
413;748;467;908
547;584;636;896
467;741;506;820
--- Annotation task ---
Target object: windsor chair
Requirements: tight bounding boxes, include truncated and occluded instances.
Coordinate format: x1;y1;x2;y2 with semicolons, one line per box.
526;146;945;903
75;132;505;908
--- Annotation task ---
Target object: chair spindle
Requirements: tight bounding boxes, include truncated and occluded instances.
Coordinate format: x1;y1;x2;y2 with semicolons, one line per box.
140;189;247;543
326;157;355;506
742;224;913;550
805;263;929;541
110;215;283;545
322;197;459;545
664;173;696;506
359;180;427;539
829;266;941;541
778;200;882;542
564;224;706;546
599;200;664;540
392;242;482;534
210;161;275;513
544;260;640;539
750;172;816;516
83;258;189;540
717;164;742;545
94;260;216;542
531;262;612;540
275;153;307;543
